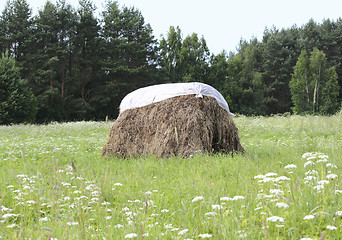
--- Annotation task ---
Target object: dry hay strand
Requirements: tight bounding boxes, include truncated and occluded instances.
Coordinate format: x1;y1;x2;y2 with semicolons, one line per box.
102;95;244;158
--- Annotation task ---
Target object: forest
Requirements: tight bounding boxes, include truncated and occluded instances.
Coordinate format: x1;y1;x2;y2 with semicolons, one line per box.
0;0;341;124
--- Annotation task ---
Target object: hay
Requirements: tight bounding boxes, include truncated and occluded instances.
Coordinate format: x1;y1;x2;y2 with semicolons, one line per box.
102;95;244;158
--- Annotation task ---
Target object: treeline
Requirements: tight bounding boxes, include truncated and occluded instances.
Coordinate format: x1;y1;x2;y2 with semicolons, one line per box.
0;0;341;124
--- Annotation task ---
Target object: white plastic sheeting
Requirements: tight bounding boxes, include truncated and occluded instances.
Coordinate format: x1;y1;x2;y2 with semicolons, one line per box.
119;82;234;116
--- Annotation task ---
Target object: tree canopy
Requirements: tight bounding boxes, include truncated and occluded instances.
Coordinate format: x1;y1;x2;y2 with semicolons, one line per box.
0;0;341;123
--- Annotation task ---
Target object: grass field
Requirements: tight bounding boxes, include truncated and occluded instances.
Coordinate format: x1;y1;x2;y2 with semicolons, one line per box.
0;114;341;239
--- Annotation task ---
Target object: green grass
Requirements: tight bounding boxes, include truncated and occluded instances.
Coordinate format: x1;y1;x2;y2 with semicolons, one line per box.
0;115;341;239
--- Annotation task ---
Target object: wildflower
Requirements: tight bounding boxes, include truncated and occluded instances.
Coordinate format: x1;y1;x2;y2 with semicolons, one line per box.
61;182;71;186
266;216;284;223
276;224;284;228
66;222;79;226
335;190;342;194
114;183;123;186
145;191;152;195
101;201;110;206
335;211;342;216
326;225;337;230
198;233;212;238
276;202;289;209
220;197;232;201
2;213;18;219
304;161;315;168
317;180;329;185
6;224;18;228
6;185;14;189
254;175;265;179
122;207;130;212
300;238;314;240
313;185;324;191
73;190;81;194
326;163;337;168
105;216;112;220
212;204;223;210
285;164;297;169
114;224;124;228
205;212;217;216
232;196;245;201
265;172;278;177
178;229;189;235
26;200;36;204
269;189;284;195
161;209;169;213
303;215;315;220
258;177;275;183
304;176;317;181
39;217;50;222
305;170;318;175
125;233;137;238
192;196;204;202
326;174;338;179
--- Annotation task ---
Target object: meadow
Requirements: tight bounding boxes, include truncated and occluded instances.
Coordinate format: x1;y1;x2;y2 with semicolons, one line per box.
0;114;341;239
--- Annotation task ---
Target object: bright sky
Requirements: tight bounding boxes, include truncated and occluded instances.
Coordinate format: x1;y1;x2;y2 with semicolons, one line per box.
1;0;342;54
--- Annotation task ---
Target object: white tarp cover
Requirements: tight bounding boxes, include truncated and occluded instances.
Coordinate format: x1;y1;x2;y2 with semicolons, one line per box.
119;82;234;116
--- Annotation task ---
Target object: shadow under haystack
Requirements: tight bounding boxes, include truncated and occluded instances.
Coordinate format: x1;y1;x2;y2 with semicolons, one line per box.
102;95;244;158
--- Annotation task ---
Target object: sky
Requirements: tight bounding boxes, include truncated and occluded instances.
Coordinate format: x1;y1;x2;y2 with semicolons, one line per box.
1;0;342;54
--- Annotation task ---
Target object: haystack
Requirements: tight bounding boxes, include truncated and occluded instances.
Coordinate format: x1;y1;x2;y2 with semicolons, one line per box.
102;83;244;158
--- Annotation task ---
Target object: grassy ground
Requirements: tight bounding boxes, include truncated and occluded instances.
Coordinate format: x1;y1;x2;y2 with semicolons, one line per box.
0;114;341;239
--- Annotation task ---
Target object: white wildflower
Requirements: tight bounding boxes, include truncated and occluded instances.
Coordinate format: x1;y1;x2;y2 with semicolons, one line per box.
276;202;289;209
305;170;318;175
114;224;124;228
335;190;342;194
192;196;204;202
205;212;217;216
265;172;278;177
2;213;18;219
335;211;342;216
258;177;275;183
61;182;71;186
326;174;338;179
145;191;152;195
101;201;110;206
326;163;337;168
124;233;137;238
161;209;169;213
317;180;329;185
285;164;297;169
105;216;112;220
73;190;81;194
266;216;284;223
275;176;291;182
178;229;189;235
254;175;265;179
300;238;314;240
212;204;223;210
114;183;123;186
326;225;337;230
304;176;317;181
66;222;79;226
303;215;315;220
269;189;284;195
220;197;232;201
198;233;212;238
6;223;18;228
39;217;50;222
313;185;324;191
232;196;245;201
304;161;315;168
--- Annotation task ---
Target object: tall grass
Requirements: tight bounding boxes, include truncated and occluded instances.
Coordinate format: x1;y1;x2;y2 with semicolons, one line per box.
0;115;341;239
